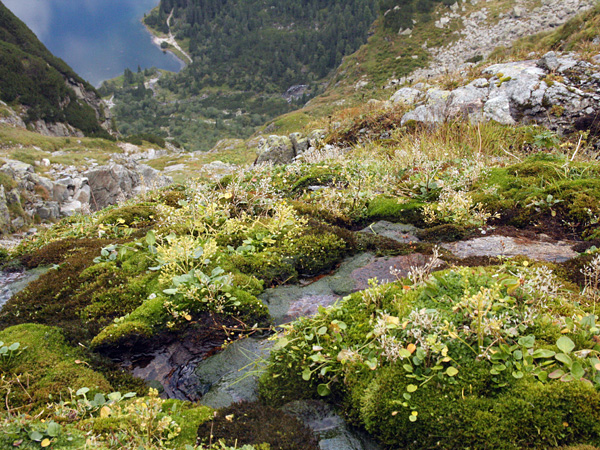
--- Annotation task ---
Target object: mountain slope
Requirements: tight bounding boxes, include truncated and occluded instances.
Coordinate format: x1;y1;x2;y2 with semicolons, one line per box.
103;0;378;150
0;1;113;138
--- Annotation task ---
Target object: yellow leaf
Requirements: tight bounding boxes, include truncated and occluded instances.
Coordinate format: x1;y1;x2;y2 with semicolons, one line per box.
223;192;233;199
41;439;51;448
407;343;417;354
184;314;192;321
100;406;111;418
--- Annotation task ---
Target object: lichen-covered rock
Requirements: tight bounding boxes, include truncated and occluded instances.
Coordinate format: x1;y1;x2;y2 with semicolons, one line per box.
85;162;172;211
390;87;422;105
397;52;600;141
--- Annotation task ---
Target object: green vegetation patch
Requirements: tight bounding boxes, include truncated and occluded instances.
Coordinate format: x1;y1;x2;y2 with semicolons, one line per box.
0;323;112;412
473;154;600;235
262;261;600;448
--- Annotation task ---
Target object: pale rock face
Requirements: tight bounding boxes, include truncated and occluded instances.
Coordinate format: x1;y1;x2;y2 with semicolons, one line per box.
0;186;11;233
483;95;515;125
394;51;600;134
390;87;422;105
254;131;324;165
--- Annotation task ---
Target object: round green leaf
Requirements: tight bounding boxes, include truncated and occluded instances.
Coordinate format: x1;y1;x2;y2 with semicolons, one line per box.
29;431;43;442
556;336;575;354
407;384;418;393
317;384;331;396
446;366;459;377
76;387;90;397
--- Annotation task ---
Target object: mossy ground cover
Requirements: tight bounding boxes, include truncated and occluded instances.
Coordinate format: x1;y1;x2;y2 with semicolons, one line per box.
2;100;600;449
261;261;600;449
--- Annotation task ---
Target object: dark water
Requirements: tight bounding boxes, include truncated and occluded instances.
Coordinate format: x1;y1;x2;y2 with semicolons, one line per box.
4;0;184;87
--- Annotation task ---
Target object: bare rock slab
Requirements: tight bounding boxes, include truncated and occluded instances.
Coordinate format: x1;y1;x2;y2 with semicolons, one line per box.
442;235;578;262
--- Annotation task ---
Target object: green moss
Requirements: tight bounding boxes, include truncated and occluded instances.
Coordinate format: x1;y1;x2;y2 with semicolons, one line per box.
366;196;424;224
262;263;600;449
283;231;347;276
90;296;166;349
472;156;600;233
0;324;112;411
230;252;299;287
162;399;213;448
417;223;468;242
99;203;157;227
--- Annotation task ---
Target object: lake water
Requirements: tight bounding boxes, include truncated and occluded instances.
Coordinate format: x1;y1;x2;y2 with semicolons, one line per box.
3;0;184;87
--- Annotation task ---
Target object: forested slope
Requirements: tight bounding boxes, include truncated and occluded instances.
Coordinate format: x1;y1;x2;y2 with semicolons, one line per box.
0;1;112;138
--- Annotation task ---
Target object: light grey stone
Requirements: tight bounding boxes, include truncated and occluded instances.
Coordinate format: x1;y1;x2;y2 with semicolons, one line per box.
483;94;515;125
390;87;422;105
255;135;295;165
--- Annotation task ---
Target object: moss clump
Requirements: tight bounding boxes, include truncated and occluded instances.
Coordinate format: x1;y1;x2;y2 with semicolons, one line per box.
99;203;157;227
90;296;166;350
262;263;600;449
0;324;112;411
196;401;319;450
1;239;158;344
472;155;600;235
366;196;424;225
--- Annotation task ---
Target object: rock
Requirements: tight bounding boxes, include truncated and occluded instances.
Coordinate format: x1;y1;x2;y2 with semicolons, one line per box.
283;400;381;450
85;162;172;211
36;202;60;220
537;51;577;73
74;185;91;204
60;200;82;217
390;87;422;105
483;94;515;125
447;85;487;121
0;186;12;234
406;0;597;83
32;120;84;138
163;164;187;173
401;89;451;125
350;254;441;291
359;221;420;243
442;235;578;262
355;80;369;90
255;135;295;165
290;132;311;155
196;337;273;409
11;216;24;229
471;78;490;88
399;27;412;35
512;6;526;18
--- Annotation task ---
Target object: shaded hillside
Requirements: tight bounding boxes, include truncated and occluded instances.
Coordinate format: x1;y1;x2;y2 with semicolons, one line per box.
0;1;112;138
103;0;378;150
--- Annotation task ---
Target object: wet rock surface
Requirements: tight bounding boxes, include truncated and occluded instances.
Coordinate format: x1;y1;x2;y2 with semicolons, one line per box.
443;234;578;262
350;254;433;290
359;220;420;244
282;400;381;450
0;267;48;309
196;337;273;409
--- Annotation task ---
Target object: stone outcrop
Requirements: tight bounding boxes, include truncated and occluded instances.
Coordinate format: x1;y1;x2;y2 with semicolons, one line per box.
404;0;597;82
254;130;326;165
85;162;172;211
0;157;172;234
395;52;600;146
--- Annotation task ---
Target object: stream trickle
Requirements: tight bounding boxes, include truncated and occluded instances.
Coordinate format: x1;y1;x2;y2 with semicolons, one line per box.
0;267;48;309
117;221;584;449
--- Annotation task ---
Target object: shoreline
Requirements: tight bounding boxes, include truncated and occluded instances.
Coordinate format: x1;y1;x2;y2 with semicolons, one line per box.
141;9;193;67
